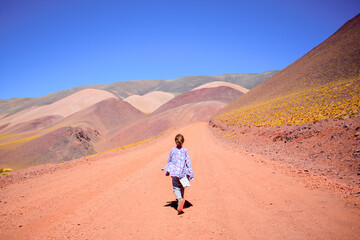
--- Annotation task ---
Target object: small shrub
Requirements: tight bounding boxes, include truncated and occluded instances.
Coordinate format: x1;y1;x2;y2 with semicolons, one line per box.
0;168;12;173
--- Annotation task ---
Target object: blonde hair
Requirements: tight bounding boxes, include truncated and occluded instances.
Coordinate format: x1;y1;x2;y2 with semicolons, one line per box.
175;134;184;146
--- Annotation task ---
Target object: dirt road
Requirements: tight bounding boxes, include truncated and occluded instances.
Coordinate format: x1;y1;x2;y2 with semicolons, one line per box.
1;122;359;239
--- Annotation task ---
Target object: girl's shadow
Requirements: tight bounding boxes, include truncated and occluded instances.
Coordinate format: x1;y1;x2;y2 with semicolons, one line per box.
164;200;193;214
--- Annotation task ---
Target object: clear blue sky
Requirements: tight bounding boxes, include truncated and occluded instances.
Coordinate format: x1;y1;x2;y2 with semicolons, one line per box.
1;0;359;99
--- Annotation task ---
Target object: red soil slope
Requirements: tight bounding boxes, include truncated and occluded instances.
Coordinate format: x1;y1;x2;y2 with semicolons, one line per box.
220;13;360;115
99;101;226;151
0;99;145;169
97;86;242;151
1;87;240;168
210;117;360;191
57;98;146;134
208;14;360;205
0;115;63;135
0;122;359;239
0;126;99;169
0;89;117;128
154;86;243;114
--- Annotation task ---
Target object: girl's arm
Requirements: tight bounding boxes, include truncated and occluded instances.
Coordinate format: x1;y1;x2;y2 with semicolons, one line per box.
185;151;194;180
162;149;173;173
167;149;173;164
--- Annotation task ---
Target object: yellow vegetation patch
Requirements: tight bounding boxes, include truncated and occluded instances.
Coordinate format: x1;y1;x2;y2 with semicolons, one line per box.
0;126;63;146
0;132;30;141
0;168;13;173
87;136;159;158
0;128;43;138
215;77;360;127
0;135;40;146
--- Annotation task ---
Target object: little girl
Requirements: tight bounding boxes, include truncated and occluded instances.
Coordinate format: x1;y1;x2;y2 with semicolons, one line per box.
162;134;194;213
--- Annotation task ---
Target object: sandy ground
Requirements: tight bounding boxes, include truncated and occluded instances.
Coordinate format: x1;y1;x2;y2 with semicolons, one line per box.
1;122;359;239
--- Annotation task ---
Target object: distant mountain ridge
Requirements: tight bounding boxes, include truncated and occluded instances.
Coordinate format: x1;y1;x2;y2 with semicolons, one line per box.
0;83;245;168
0;71;278;116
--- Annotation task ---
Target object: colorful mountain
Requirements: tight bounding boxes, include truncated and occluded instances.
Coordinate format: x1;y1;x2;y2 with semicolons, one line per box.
215;14;360;127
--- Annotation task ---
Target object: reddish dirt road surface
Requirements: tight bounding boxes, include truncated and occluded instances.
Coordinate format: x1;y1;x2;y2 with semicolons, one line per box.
1;122;359;239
